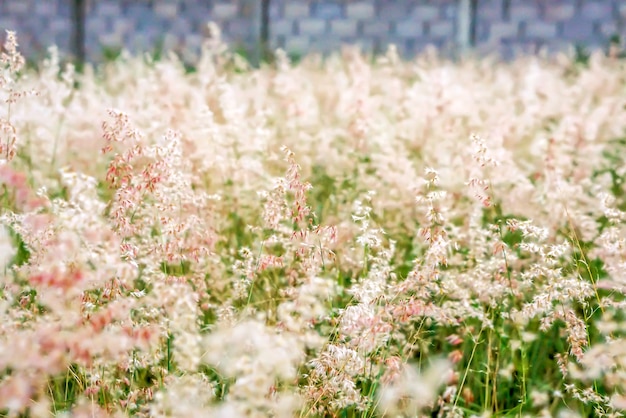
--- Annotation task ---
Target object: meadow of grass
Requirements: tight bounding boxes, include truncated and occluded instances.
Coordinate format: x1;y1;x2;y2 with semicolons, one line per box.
1;26;626;417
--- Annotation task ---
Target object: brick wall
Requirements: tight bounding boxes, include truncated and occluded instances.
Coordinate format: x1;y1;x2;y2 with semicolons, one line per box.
269;0;459;57
84;0;261;62
475;0;625;58
0;0;261;62
0;0;73;61
0;0;624;62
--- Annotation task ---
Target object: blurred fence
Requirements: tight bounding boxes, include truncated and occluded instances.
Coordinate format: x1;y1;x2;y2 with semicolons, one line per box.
0;0;624;63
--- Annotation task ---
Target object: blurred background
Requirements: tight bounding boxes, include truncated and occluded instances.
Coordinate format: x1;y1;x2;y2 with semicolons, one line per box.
0;0;625;65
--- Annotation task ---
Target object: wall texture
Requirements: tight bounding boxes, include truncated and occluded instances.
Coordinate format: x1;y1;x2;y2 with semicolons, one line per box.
0;0;73;60
268;0;460;57
0;0;625;62
0;0;261;62
475;0;625;58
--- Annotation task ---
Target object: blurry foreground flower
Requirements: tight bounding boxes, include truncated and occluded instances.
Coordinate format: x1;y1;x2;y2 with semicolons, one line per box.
0;225;14;270
376;359;450;417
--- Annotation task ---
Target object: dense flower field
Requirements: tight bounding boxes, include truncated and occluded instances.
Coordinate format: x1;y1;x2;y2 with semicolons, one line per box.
1;27;626;417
